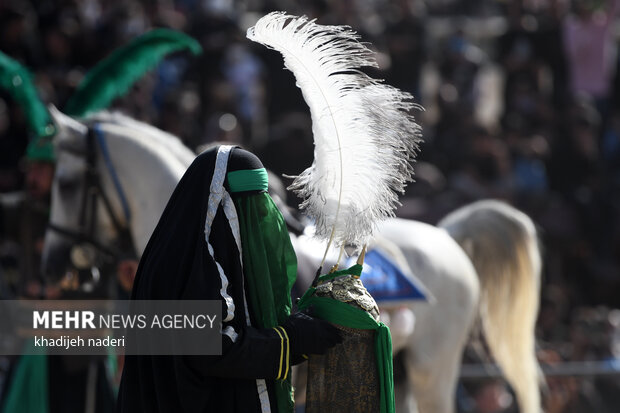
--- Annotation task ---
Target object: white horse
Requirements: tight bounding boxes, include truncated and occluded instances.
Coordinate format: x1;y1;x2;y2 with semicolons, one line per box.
41;106;195;279
41;107;543;413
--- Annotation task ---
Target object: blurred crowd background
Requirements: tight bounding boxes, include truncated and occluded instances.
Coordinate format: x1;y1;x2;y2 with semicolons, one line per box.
1;0;620;411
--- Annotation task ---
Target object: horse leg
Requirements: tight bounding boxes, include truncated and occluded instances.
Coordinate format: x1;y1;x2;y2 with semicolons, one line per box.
394;349;418;413
378;223;478;413
394;374;417;413
407;348;463;413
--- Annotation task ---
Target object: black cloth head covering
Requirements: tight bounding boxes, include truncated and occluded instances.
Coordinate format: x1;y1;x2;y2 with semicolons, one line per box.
129;146;263;300
117;146;292;413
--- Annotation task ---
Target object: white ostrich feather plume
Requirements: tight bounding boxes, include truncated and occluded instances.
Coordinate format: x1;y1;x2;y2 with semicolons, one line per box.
248;12;422;249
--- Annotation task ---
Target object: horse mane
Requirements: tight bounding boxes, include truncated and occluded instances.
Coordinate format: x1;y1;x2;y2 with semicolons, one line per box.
83;111;196;167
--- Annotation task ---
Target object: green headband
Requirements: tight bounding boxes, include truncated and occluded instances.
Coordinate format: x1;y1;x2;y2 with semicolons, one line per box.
227;168;268;193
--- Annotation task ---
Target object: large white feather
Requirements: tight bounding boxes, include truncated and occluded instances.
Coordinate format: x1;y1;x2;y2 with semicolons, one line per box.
248;12;422;248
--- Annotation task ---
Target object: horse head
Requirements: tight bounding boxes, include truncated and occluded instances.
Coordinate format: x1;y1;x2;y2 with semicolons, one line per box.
41;106;131;287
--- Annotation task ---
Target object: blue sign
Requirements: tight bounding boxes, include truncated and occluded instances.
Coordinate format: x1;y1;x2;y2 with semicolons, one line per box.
352;249;428;303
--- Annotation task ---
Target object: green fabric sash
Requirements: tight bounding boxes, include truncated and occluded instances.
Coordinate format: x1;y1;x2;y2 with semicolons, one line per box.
228;168;268;193
0;342;49;413
233;189;297;413
297;265;395;413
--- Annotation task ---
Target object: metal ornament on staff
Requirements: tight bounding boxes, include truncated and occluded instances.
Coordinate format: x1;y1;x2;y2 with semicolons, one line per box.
248;12;422;413
298;248;394;413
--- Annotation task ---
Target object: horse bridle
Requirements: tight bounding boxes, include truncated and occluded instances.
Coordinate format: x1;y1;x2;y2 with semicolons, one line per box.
47;124;136;286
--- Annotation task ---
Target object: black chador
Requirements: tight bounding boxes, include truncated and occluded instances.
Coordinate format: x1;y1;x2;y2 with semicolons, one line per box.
116;146;340;413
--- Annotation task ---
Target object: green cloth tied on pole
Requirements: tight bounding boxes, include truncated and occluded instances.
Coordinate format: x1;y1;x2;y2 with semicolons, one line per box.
298;264;395;413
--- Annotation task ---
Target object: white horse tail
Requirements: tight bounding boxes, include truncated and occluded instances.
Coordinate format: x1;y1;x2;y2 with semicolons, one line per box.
438;199;543;413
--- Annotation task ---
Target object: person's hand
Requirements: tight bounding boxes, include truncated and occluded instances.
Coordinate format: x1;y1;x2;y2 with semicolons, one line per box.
117;259;139;292
281;309;342;358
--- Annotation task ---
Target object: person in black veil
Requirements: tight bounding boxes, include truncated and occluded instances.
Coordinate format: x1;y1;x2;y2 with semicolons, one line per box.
116;145;341;413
